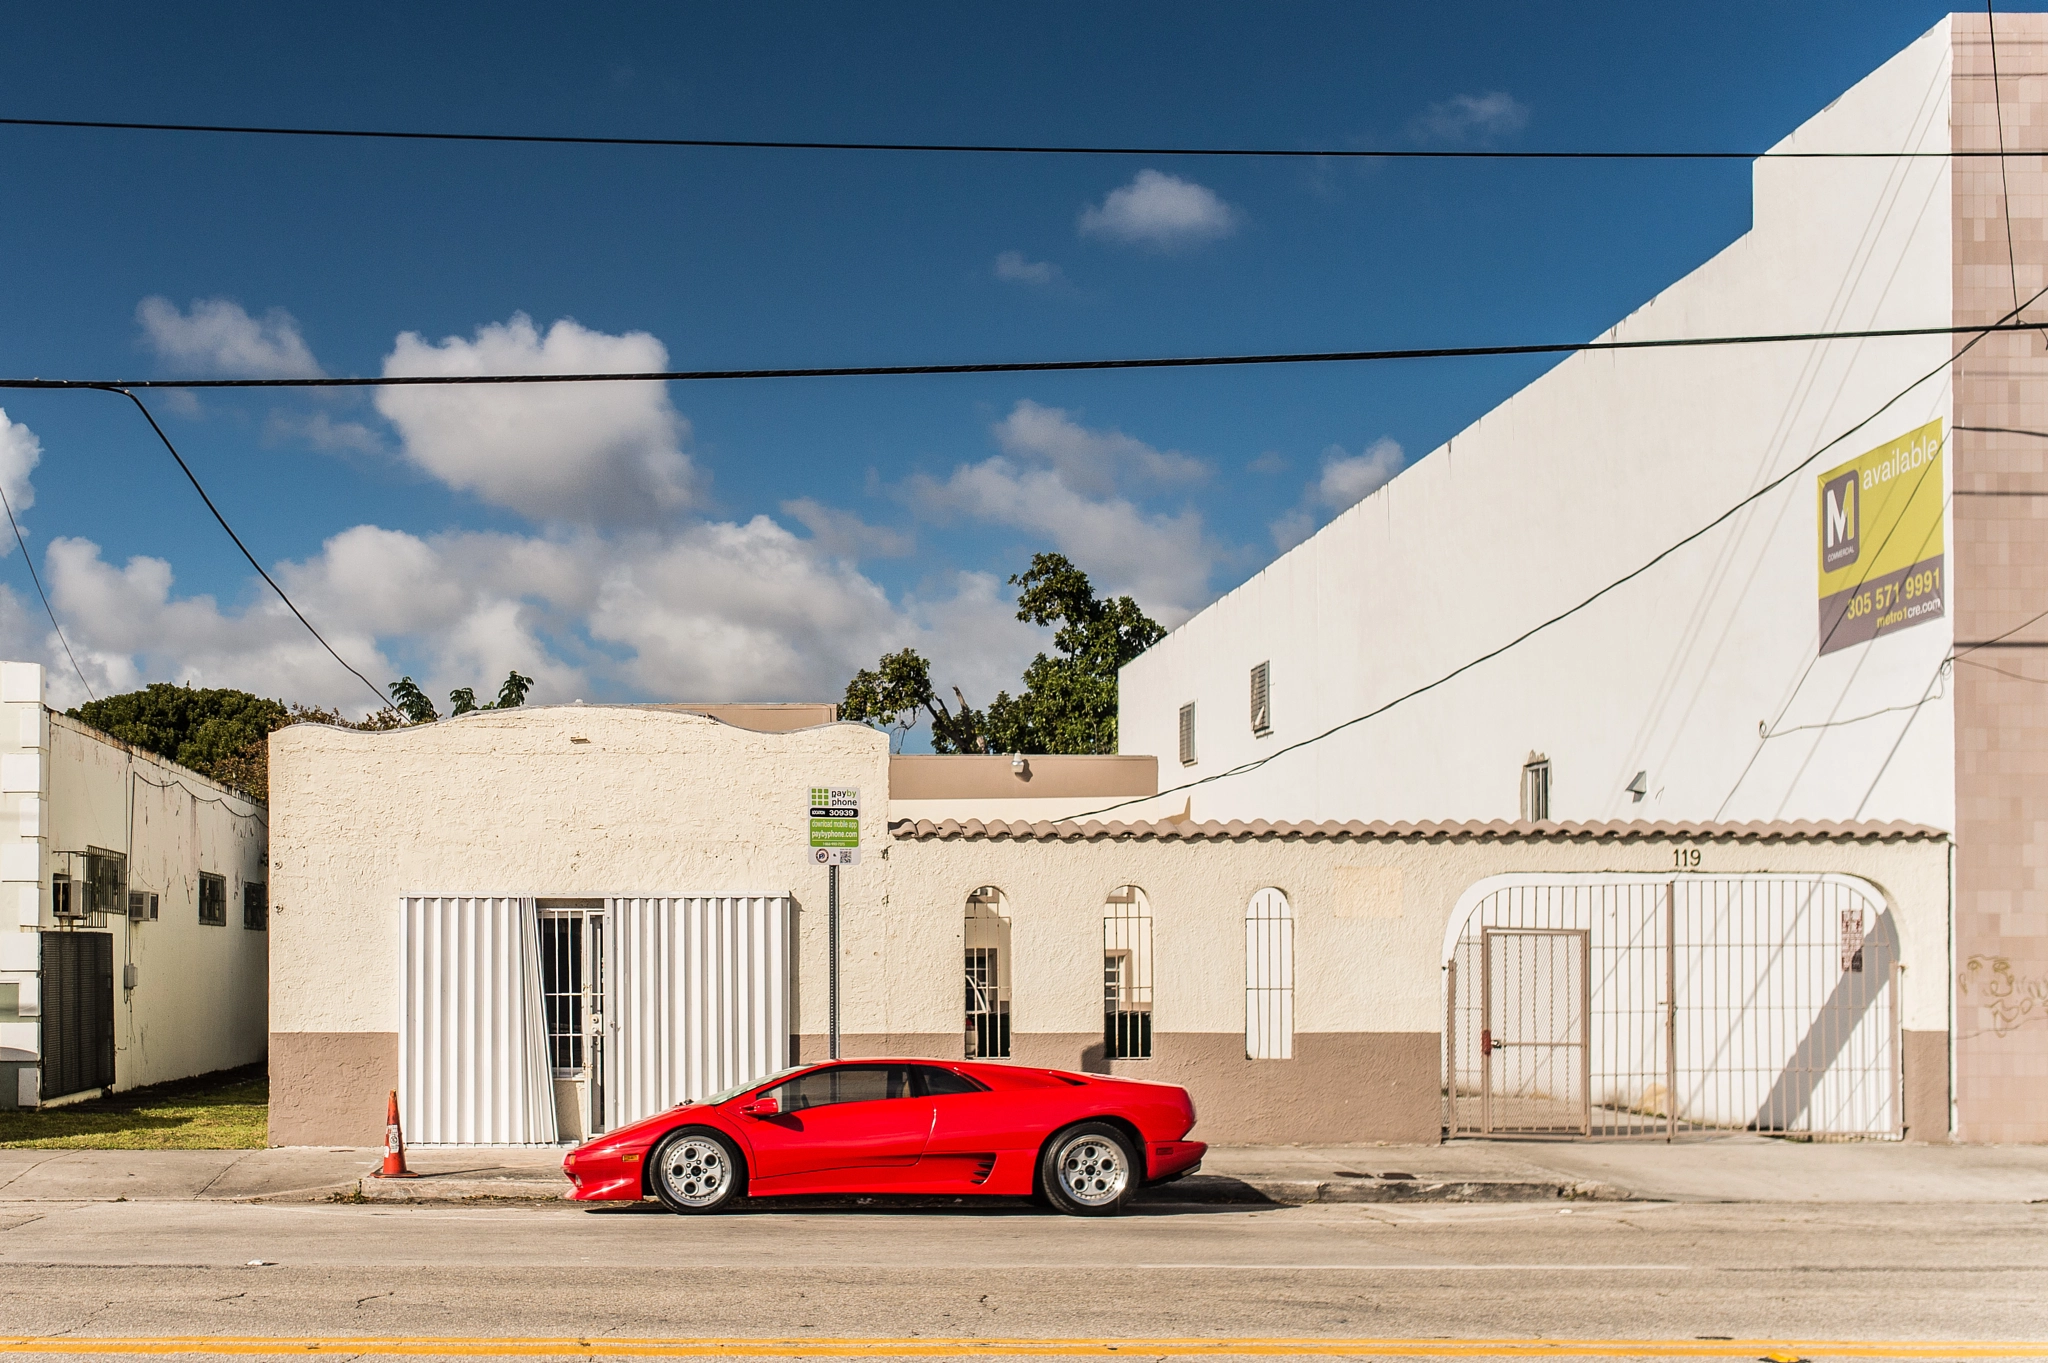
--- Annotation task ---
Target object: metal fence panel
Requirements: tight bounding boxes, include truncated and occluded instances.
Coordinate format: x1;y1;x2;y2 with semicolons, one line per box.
1447;875;1899;1140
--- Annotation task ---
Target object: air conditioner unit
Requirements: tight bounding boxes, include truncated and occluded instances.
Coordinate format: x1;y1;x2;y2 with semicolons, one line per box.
127;891;158;922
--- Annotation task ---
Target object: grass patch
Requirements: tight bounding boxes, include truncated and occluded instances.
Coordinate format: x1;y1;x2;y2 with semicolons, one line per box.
0;1065;267;1149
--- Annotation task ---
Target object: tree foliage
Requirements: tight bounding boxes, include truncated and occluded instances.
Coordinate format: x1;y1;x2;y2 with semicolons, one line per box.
67;666;536;804
839;553;1164;755
389;670;536;722
67;685;405;803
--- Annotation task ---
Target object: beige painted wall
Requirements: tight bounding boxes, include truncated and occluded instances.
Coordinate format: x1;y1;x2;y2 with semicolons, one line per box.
272;705;1952;1143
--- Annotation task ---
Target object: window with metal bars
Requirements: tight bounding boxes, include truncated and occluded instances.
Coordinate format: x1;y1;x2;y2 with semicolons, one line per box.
242;882;267;930
1520;757;1552;822
1250;661;1271;736
1103;886;1153;1059
964;887;1011;1058
1245;888;1294;1059
1177;702;1197;766
197;873;226;926
538;911;599;1073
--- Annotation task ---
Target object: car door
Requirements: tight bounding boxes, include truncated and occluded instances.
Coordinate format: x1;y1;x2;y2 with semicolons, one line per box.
915;1064;1047;1192
739;1064;935;1188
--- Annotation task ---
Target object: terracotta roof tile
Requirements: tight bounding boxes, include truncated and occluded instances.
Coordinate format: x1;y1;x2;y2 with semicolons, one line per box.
888;817;1945;843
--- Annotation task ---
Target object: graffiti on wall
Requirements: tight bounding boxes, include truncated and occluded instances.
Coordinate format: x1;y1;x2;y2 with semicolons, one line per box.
1959;955;2048;1037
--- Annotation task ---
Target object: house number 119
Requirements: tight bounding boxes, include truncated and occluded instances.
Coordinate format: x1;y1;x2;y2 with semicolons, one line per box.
1673;847;1701;869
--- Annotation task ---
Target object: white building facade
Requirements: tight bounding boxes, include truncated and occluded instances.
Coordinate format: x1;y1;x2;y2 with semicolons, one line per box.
0;663;270;1107
1118;14;2048;1143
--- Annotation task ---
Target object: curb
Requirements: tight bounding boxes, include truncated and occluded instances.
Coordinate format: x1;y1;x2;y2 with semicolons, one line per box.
1147;1174;1627;1205
341;1173;1625;1206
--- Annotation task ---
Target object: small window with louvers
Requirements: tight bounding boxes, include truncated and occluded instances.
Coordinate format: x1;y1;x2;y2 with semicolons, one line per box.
1250;661;1271;737
1177;702;1197;766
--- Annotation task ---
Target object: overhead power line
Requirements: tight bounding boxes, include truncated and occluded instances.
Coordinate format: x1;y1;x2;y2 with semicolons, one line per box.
0;114;2032;161
0;477;93;702
1053;281;2048;824
3;318;2043;393
98;388;390;709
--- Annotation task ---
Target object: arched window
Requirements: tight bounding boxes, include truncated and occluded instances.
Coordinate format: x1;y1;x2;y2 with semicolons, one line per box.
1104;886;1154;1059
964;887;1011;1058
1246;888;1294;1059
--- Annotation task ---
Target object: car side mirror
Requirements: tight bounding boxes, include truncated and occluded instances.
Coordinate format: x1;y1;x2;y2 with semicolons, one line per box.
740;1097;780;1118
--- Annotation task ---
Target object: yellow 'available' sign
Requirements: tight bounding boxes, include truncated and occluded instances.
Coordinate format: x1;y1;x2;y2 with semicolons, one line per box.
1816;418;1945;655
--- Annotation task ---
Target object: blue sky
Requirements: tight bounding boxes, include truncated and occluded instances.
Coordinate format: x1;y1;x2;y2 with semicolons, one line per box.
0;2;1971;727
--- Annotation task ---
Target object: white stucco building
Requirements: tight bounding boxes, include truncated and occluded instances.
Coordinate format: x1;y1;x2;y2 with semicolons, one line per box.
1117;14;2048;1143
0;662;270;1107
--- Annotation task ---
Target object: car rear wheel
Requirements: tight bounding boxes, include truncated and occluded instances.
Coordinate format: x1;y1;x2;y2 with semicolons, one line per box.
649;1128;745;1214
1039;1122;1136;1216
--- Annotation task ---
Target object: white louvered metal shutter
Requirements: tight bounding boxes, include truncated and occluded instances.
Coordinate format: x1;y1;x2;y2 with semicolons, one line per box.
400;896;559;1145
1178;702;1197;765
1250;661;1271;736
604;896;792;1128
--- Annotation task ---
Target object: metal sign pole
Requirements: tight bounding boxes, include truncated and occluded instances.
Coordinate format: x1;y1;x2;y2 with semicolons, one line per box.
828;862;840;1060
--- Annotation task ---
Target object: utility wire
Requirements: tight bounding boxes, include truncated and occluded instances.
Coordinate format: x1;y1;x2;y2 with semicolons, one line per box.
1989;3;2024;317
0;477;93;702
1051;280;2048;824
0;114;2029;161
96;388;389;708
5;319;2046;393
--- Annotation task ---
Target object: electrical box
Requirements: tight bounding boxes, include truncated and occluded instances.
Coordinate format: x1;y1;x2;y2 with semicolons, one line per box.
122;963;138;992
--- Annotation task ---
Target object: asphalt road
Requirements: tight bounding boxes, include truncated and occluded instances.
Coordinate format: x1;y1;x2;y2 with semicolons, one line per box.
0;1197;2042;1358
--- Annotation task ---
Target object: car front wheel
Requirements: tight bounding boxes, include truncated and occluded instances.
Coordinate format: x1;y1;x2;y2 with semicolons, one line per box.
1039;1122;1136;1216
648;1127;745;1214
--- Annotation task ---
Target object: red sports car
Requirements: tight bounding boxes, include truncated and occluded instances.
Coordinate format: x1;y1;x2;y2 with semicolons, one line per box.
562;1058;1205;1216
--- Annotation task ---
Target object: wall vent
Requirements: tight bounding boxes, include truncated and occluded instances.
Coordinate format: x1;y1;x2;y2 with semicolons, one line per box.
1250;661;1272;736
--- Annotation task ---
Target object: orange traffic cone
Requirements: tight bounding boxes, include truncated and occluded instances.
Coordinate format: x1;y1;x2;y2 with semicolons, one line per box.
373;1089;418;1178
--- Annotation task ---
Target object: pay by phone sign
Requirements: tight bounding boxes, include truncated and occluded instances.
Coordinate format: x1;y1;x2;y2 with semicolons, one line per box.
809;786;860;864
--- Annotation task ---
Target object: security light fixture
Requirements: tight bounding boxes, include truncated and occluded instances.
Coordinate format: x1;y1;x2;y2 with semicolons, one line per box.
1010;754;1027;775
1626;771;1648;803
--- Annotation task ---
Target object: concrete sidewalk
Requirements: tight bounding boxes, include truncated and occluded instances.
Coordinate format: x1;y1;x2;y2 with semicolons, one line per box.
1;1135;2044;1206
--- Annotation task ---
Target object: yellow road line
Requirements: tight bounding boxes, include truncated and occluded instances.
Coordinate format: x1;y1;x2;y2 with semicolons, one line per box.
0;1341;2042;1359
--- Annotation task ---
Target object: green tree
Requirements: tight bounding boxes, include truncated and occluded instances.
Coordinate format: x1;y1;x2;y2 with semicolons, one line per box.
71;684;290;777
68;685;407;802
839;553;1163;755
389;670;534;721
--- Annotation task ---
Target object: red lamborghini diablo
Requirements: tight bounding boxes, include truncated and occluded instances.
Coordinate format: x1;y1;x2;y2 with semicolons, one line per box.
562;1058;1205;1216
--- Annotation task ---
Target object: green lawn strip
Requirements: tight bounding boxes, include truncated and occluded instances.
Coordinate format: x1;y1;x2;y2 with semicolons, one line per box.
0;1067;267;1150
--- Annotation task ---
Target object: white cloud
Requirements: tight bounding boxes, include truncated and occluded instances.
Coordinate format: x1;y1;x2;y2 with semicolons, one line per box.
375;313;699;525
136;297;324;378
781;498;913;560
1411;92;1530;145
1268;437;1406;551
992;399;1206;497
1078;170;1240;249
1314;437;1405;510
994;250;1064;286
0;409;41;530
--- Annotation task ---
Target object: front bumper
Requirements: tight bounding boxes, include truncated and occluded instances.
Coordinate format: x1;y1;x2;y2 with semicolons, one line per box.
563;1152;646;1202
1144;1139;1207;1184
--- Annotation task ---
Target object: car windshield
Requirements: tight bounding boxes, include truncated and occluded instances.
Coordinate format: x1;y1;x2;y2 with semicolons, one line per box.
699;1066;805;1107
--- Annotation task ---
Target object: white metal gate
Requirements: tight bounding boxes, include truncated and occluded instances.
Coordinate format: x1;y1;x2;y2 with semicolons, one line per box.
1446;875;1900;1139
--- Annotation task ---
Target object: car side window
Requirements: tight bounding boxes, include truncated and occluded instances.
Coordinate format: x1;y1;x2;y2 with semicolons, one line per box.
768;1065;916;1111
915;1066;986;1097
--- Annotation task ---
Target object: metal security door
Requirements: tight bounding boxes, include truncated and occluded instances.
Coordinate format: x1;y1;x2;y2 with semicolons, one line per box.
1479;929;1590;1135
539;907;605;1139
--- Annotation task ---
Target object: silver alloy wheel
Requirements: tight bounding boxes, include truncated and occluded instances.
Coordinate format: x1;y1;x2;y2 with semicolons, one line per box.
658;1137;731;1207
1054;1131;1130;1206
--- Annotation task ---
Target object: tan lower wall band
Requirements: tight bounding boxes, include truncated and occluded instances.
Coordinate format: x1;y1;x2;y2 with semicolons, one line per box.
0;1339;2039;1359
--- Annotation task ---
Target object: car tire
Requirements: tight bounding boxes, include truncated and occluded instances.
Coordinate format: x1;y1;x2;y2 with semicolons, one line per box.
648;1127;746;1214
1038;1122;1137;1216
